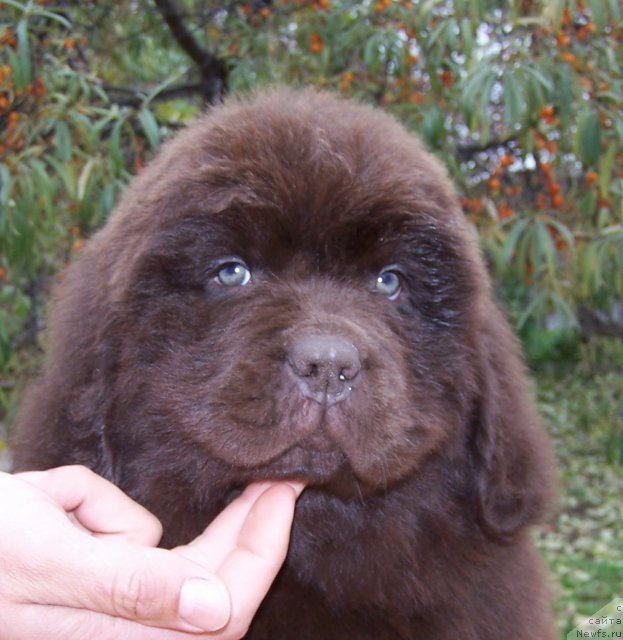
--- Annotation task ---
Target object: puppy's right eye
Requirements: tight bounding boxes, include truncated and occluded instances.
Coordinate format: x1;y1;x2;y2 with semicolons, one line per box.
215;262;251;287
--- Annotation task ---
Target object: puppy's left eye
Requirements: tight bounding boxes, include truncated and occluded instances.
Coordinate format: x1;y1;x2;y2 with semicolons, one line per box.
216;262;251;287
375;269;402;300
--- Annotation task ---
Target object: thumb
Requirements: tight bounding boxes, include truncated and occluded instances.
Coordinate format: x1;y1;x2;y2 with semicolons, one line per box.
13;533;232;633
96;543;234;632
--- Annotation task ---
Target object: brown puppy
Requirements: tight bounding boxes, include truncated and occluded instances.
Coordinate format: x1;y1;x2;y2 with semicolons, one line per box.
12;89;557;639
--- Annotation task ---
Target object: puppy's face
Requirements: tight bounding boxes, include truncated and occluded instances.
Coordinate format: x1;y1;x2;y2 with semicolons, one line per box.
102;91;485;495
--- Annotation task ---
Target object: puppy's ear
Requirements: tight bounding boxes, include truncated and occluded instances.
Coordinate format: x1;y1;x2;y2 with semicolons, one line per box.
470;302;557;540
10;249;116;480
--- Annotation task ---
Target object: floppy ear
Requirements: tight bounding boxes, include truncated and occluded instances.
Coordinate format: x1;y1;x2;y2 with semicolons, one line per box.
470;302;557;540
10;248;117;480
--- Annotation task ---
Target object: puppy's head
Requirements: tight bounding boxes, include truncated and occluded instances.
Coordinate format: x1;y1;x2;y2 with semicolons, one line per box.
89;90;482;491
20;89;553;535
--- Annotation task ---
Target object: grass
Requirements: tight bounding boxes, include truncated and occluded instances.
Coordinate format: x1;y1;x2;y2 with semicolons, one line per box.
534;344;623;638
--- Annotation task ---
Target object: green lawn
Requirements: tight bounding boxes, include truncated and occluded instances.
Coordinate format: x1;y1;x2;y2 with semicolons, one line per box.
535;366;623;638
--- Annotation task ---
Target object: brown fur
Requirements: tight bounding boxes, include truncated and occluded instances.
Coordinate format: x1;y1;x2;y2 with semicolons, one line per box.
11;89;557;639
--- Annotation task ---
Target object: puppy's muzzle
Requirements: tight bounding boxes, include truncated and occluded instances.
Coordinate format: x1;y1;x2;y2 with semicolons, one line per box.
287;334;361;406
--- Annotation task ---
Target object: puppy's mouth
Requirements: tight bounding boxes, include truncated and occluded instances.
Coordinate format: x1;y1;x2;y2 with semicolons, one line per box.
247;441;347;485
228;413;348;486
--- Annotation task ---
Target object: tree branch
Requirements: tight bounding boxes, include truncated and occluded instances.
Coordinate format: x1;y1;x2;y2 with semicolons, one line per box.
103;82;206;108
578;305;623;340
457;136;518;160
152;0;227;104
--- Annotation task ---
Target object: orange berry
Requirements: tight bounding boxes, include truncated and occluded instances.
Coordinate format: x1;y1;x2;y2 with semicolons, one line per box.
439;69;454;88
556;32;571;47
500;154;514;168
411;91;423;105
552;194;564;208
499;202;515;219
488;178;501;192
536;193;548;210
539;105;555;123
260;7;270;17
597;197;610;209
586;170;598;187
310;33;324;53
34;78;46;97
1;28;16;47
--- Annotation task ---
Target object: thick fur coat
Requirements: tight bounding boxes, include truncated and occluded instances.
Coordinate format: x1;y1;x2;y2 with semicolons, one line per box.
12;89;557;639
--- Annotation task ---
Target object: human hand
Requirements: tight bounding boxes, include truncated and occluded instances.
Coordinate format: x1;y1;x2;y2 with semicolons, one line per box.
0;465;303;639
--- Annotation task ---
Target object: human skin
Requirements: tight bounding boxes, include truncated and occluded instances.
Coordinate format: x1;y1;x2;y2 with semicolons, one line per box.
0;465;303;640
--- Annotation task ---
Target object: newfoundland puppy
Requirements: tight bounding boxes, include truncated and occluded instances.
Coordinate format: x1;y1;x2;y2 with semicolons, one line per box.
12;89;557;639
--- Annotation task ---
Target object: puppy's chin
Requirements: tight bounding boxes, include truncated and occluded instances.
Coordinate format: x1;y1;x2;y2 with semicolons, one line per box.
235;436;373;500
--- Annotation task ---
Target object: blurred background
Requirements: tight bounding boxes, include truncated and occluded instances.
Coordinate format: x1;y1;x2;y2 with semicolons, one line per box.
0;0;621;636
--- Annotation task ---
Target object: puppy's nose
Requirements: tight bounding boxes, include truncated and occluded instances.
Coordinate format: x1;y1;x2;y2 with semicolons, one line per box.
288;335;361;405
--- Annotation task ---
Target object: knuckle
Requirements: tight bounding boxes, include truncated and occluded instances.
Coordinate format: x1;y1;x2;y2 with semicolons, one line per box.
111;565;169;622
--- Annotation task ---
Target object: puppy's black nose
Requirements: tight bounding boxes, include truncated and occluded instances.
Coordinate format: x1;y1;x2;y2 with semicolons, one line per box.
288;334;361;405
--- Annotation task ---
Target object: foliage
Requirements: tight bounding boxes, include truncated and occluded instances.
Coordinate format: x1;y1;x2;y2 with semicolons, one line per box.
0;1;165;420
535;355;623;637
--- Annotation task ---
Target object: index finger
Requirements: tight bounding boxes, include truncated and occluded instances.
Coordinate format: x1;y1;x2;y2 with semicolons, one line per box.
16;465;163;546
175;483;302;636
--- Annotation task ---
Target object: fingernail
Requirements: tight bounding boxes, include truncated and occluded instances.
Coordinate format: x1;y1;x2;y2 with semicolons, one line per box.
286;481;306;497
178;577;231;631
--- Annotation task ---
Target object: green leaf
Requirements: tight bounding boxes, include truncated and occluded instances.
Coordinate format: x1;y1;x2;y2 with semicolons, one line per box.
109;117;126;170
598;143;617;197
460;17;474;66
0;164;12;209
556;64;575;131
517;288;547;329
138;109;160;151
0;0;28;10
501;216;531;264
15;19;31;90
420;107;444;149
54;121;73;162
577;112;602;167
607;0;621;21
587;0;605;32
77;158;97;202
32;7;72;29
503;70;523;128
468;0;484;27
544;0;565;31
535;218;557;277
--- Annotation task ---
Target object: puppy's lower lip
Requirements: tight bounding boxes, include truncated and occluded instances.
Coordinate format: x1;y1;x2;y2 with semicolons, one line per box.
253;445;346;484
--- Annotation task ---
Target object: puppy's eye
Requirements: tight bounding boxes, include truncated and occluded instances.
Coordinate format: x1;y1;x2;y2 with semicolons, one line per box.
215;262;251;287
375;269;402;300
